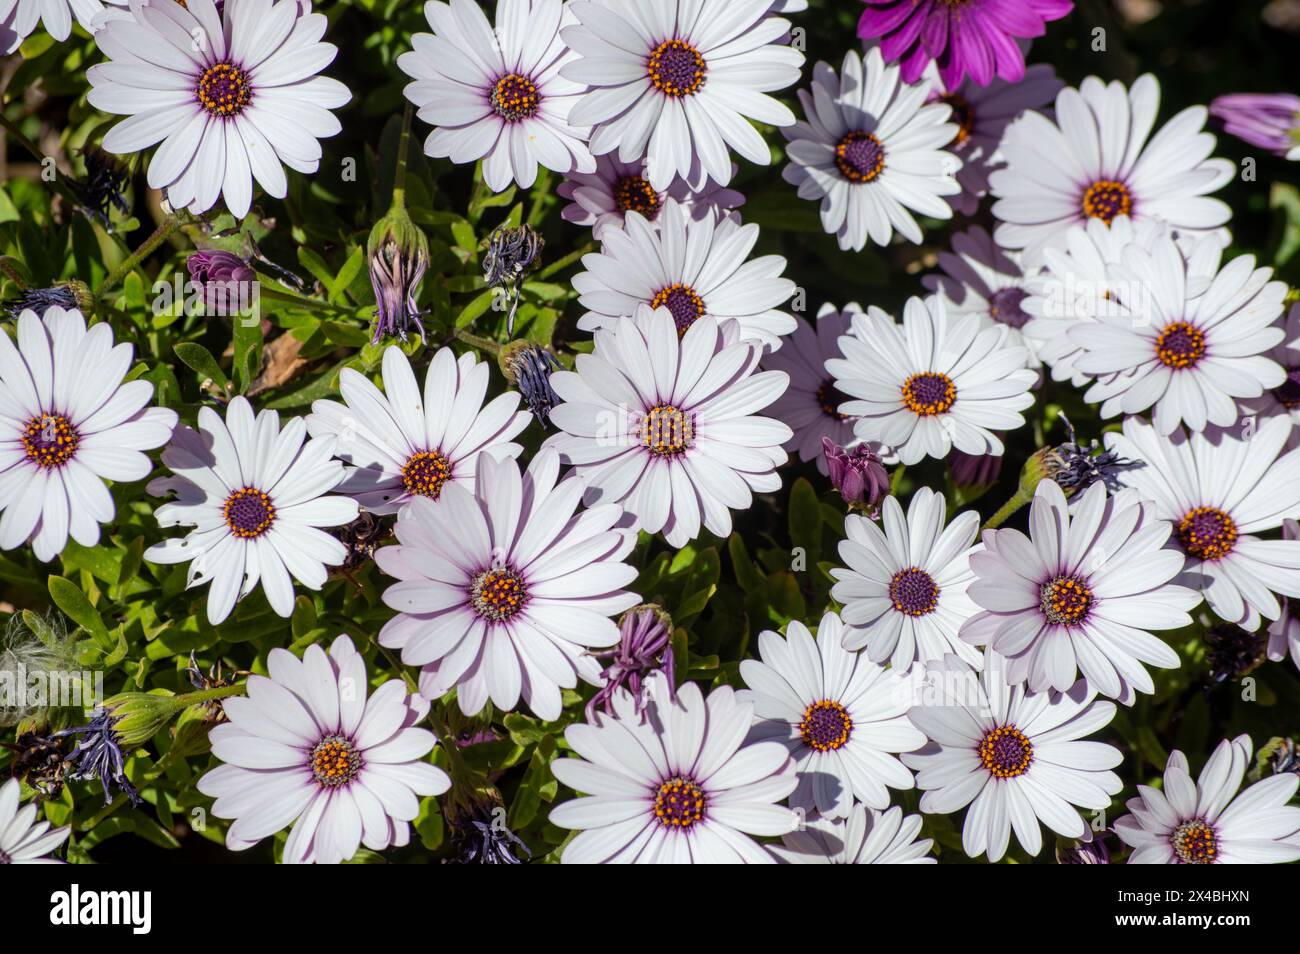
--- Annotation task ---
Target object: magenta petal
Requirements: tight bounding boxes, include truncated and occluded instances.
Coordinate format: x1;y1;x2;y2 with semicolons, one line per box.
920;5;951;59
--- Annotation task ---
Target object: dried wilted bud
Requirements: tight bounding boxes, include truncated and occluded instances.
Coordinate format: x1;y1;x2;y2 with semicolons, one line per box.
1204;624;1267;684
5;282;92;320
2;726;74;799
367;204;429;344
68;149;131;230
1041;413;1141;495
55;708;143;807
500;340;562;425
483;224;543;335
448;799;532;865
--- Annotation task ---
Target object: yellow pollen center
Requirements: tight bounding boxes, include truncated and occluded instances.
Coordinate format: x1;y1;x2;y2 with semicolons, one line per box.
1081;179;1133;224
799;699;853;752
834;130;886;183
401;450;453;499
979;724;1034;779
223;486;276;538
901;372;956;416
310;735;361;788
1171;819;1218;864
197;63;252;117
470;567;528;622
647;39;707;98
490;72;540;121
1177;506;1238;561
613;175;661;217
642;405;694;456
652;776;707;829
21;413;79;469
1155;321;1207;370
1039;576;1093;626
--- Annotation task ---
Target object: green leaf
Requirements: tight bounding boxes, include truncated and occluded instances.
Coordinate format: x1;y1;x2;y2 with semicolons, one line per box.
232;312;264;393
48;575;110;643
788;477;822;568
173;342;229;391
455;289;497;329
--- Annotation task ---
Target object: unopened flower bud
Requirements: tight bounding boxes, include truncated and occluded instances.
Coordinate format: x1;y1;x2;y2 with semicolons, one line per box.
367;204;430;344
823;438;889;512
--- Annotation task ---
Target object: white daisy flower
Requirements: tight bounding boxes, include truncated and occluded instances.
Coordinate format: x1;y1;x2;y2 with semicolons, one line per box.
398;0;595;193
572;199;796;348
549;672;799;863
144;396;359;625
375;448;639;721
922;225;1042;370
87;0;350;219
1267;520;1300;673
558;154;744;241
0;307;176;562
962;480;1200;704
830;487;982;670
921;58;1064;217
990;74;1234;262
545;306;791;549
1069;233;1287;435
1114;734;1300;864
769;803;935;864
759;303;862;473
561;0;803;192
1106;415;1300;630
781;47;960;251
825;296;1036;466
0;0;125;50
738;611;925;819
903;650;1124;862
1021;215;1163;388
197;634;451;865
305;345;531;516
1242;303;1300;426
0;777;70;864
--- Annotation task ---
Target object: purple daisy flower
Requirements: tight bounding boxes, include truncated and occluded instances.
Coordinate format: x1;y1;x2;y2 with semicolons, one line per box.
1210;93;1300;161
858;0;1074;89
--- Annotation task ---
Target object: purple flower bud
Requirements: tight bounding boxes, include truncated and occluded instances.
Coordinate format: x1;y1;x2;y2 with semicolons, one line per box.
587;605;675;721
1057;830;1111;864
950;447;1003;489
187;250;256;316
822;437;889;511
367;211;429;345
1210;93;1300;159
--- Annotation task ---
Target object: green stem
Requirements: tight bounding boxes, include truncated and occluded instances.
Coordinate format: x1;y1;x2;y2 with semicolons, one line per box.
258;284;355;314
889;464;906;496
538;241;593;280
0;257;29;290
79;794;127;831
425;703;469;778
982;489;1032;531
376;643;418;695
454;327;501;356
97;216;180;300
172;684;246;708
391;102;413;212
